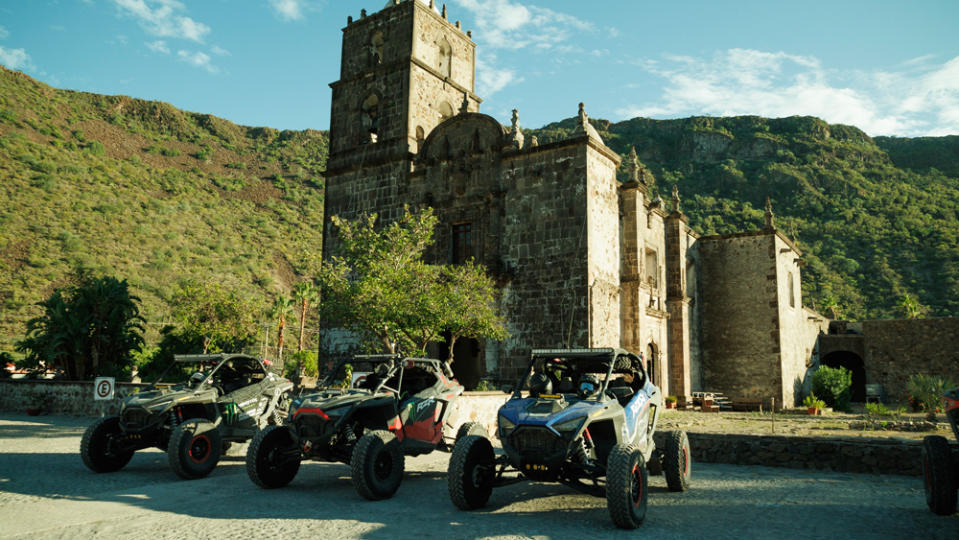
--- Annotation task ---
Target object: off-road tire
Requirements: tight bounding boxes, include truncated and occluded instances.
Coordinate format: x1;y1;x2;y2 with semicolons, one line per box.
80;416;134;473
922;435;957;515
664;430;691;492
351;430;405;500
448;435;495;510
456;422;488;443
606;443;648;529
247;425;301;488
168;419;222;479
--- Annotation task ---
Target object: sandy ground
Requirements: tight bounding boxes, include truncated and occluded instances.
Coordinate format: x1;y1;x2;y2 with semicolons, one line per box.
0;414;955;539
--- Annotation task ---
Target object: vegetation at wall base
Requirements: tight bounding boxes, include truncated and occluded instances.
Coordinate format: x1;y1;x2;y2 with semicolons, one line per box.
811;366;853;412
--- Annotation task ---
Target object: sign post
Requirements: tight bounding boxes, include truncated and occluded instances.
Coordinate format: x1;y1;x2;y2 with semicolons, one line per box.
94;377;115;417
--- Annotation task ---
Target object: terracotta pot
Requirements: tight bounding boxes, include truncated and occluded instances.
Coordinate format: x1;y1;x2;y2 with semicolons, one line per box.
808;407;819;416
666;401;676;409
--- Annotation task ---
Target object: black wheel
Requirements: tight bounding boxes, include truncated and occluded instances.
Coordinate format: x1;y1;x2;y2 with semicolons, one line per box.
606;443;648;529
923;435;957;515
456;421;488;443
664;430;691;492
168;419;222;479
448;435;495;510
247;425;301;489
80;416;134;473
351;430;405;500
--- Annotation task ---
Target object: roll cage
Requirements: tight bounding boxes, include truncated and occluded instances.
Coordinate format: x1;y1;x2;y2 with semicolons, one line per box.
512;348;646;402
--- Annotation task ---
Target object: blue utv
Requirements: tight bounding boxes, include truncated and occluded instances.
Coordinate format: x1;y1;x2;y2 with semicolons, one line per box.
447;347;691;529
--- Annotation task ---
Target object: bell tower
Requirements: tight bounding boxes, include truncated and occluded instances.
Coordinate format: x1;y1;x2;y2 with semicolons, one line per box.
328;0;481;169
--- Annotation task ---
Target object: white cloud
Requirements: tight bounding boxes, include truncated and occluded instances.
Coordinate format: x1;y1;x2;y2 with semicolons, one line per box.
617;48;959;136
269;0;304;21
177;50;217;73
211;45;230;56
146;40;170;54
0;26;10;40
112;0;210;43
0;46;33;70
453;0;592;98
476;54;521;98
453;0;593;51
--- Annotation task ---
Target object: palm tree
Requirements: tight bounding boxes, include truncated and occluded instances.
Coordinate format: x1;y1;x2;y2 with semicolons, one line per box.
898;294;924;319
293;281;319;352
271;295;294;369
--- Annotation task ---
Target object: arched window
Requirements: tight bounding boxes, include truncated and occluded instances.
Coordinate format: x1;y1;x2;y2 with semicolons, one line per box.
361;94;380;143
370;31;384;65
415;125;425;153
788;272;795;308
438;37;452;77
438;101;454;120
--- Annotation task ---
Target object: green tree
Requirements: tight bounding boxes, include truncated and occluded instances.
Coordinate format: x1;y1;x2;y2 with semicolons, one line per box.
171;280;260;354
439;261;508;363
319;207;507;356
16;275;145;380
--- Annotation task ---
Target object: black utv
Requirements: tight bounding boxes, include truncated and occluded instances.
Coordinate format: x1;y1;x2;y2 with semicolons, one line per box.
81;354;293;479
447;347;691;529
246;354;479;500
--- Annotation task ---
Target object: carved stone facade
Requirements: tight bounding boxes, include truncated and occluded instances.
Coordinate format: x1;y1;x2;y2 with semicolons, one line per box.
322;0;826;403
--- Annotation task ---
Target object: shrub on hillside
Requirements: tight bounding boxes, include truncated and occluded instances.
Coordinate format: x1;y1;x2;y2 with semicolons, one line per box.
283;350;318;379
812;365;852;412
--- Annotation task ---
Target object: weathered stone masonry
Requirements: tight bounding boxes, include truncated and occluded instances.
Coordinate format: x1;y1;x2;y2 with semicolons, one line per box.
321;0;829;404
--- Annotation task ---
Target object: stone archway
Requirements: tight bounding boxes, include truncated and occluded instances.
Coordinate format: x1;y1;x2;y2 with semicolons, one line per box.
646;343;658;386
821;351;867;402
438;333;482;390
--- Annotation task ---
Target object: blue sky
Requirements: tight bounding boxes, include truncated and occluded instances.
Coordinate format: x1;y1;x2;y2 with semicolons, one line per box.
1;0;957;136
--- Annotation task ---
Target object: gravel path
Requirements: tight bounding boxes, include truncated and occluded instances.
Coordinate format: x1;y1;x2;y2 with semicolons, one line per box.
1;414;955;539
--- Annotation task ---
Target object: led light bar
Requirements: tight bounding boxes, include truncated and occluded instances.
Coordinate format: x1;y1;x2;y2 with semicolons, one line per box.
530;348;615;355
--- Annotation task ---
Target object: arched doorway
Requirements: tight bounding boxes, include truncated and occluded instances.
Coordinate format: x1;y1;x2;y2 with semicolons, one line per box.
646;343;657;385
438;333;482;390
821;351;866;402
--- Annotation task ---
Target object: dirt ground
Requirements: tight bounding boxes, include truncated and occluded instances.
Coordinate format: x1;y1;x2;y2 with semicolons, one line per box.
657;407;954;441
1;414;956;539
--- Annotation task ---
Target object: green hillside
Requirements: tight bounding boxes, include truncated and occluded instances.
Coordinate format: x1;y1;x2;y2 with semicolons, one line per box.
1;65;957;359
530;115;959;321
0;67;327;355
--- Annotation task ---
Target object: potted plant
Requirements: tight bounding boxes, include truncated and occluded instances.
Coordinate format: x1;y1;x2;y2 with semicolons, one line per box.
803;393;825;416
665;395;677;409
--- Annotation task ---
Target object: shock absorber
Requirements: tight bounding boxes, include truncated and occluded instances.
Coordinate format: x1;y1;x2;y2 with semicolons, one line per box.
570;437;590;465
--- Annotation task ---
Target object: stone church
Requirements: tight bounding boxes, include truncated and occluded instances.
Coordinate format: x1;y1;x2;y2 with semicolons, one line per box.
321;0;827;406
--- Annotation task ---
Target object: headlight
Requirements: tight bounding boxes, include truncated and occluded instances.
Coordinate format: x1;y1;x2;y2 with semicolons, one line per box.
551;415;586;436
498;414;516;437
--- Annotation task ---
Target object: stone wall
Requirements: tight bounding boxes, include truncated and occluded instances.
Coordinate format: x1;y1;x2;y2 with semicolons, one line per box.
0;380;151;416
698;232;783;400
656;431;931;476
862;318;959;401
774;234;829;405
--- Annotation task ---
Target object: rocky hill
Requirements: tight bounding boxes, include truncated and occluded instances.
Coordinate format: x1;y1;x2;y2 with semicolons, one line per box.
529;115;959;321
0;67;327;353
1;65;957;356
